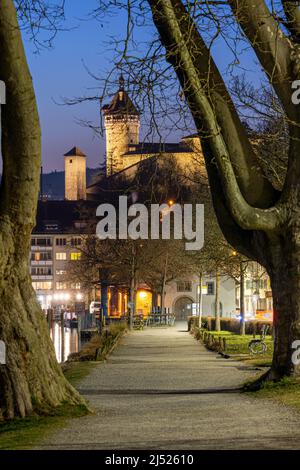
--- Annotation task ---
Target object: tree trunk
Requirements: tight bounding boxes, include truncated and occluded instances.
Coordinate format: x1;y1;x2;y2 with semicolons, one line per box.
267;232;300;379
240;263;245;336
214;269;221;331
128;244;138;329
160;253;168;316
199;271;203;327
0;0;85;419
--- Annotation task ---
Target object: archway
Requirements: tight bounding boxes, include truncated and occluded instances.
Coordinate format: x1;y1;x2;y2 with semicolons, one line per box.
173;296;194;320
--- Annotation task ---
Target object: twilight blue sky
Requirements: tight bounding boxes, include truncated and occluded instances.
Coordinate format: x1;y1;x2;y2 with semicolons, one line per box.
22;0;125;172
20;0;261;173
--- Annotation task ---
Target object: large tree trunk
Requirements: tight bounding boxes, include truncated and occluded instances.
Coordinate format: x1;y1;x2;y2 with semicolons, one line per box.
267;226;300;379
0;0;85;419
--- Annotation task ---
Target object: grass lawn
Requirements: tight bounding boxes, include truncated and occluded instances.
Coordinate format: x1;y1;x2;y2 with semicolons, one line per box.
206;330;300;412
206;329;274;356
248;377;300;412
0;361;98;450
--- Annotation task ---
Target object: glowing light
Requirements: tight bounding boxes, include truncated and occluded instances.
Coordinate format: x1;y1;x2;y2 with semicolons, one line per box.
38;295;44;303
232;250;237;256
168;199;174;206
64;293;71;301
76;293;83;301
53;293;59;301
139;291;147;299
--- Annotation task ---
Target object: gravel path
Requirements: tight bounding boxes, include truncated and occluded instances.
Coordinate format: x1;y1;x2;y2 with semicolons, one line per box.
39;322;300;449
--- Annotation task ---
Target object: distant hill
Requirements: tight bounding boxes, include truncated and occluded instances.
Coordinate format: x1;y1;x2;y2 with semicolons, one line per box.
40;168;101;200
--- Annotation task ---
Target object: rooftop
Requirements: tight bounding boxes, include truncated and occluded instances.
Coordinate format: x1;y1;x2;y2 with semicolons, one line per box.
64;146;86;157
102;75;139;117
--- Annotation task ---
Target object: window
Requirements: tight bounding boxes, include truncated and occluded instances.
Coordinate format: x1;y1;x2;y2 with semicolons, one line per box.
71;282;81;290
246;280;252;290
257;298;267;310
44;223;59;231
258;279;268;289
31;252;52;261
206;282;214;295
56;252;67;260
71;237;82;246
74;221;87;229
56;282;68;290
56;238;66;246
31;238;52;246
176;281;192;292
56;269;67;275
32;281;52;290
31;267;52;276
70;252;81;261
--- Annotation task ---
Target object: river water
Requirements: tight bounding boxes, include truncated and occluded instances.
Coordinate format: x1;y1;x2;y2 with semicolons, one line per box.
50;322;80;363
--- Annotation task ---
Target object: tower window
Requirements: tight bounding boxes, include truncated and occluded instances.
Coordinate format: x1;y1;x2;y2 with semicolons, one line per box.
69;159;72;163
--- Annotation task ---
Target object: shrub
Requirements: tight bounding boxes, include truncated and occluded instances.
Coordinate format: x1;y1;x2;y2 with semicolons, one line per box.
189;315;273;335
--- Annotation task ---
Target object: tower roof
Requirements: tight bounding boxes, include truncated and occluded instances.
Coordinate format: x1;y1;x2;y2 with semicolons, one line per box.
102;75;139;117
64;146;86;157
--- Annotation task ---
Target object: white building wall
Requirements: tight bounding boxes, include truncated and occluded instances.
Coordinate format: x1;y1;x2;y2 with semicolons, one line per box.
164;274;236;318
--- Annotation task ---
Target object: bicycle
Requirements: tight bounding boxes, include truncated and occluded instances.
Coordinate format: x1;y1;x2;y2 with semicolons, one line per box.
248;324;269;355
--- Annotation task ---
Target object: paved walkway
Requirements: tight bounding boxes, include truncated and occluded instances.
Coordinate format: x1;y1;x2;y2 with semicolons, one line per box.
39;323;300;449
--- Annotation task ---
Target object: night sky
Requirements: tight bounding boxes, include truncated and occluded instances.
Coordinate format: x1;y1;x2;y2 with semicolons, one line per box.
20;0;260;173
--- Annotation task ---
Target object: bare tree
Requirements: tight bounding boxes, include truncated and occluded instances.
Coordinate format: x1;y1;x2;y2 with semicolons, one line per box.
138;0;300;382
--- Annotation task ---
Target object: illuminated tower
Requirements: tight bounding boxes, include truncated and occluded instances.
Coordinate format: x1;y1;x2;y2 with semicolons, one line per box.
102;75;140;175
64;146;86;200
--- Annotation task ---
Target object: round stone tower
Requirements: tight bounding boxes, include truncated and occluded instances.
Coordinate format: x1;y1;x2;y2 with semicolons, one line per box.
102;75;140;175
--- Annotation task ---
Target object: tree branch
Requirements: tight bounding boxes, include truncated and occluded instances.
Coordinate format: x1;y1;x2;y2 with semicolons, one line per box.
282;0;300;43
148;0;283;231
229;0;298;120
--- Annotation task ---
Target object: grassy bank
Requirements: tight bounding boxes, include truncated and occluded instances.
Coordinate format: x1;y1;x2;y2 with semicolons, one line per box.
248;377;300;412
196;328;273;356
0;323;127;450
0;362;94;450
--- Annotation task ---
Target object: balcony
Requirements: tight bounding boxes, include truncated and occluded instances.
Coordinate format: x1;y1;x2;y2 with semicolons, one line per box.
31;275;53;280
31;260;53;266
31;245;53;251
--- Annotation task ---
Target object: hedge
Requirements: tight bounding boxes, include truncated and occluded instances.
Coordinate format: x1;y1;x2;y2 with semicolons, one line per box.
188;315;273;336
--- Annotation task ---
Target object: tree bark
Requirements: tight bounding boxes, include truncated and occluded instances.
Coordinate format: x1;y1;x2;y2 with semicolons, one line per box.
0;0;85;419
240;263;245;336
160;253;168;316
214;269;221;331
198;271;203;327
267;224;300;379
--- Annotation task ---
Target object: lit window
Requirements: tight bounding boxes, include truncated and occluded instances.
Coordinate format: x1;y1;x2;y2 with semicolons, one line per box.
32;281;52;290
56;252;67;260
56;282;68;290
56;269;67;275
70;252;81;261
